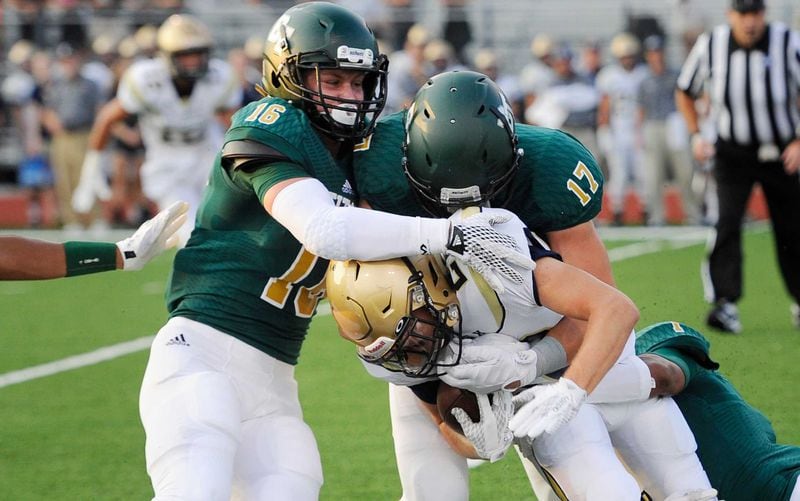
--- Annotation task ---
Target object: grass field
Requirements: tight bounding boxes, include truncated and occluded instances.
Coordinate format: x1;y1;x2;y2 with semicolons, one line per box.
0;225;798;500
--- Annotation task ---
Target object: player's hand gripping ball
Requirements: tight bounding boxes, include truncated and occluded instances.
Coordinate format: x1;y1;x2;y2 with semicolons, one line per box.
436;382;483;434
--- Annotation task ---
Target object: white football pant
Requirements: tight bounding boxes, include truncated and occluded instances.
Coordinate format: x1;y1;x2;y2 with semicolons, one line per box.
519;392;713;500
390;383;469;501
140;146;215;248
140;317;323;501
391;331;711;500
606;124;644;215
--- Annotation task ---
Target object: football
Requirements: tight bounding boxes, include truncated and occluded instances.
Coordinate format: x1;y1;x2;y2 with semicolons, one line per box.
436;382;482;434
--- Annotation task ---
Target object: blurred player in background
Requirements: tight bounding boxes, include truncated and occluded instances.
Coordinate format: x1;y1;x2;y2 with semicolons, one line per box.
137;3;531;500
596;32;649;225
71;14;243;246
0;200;187;280
350;70;713;500
105;36;149;227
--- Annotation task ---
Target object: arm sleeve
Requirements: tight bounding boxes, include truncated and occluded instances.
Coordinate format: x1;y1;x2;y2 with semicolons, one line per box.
270;178;450;260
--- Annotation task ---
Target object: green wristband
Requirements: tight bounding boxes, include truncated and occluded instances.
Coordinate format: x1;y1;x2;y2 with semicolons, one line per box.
64;241;118;277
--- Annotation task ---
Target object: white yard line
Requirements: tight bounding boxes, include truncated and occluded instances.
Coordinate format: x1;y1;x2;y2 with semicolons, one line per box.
0;336;154;389
0;226;731;389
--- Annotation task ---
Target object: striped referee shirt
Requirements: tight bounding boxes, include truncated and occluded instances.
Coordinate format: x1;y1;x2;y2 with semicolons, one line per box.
677;22;800;148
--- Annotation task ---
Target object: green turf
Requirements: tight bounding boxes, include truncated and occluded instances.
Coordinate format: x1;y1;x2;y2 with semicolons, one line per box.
0;229;797;499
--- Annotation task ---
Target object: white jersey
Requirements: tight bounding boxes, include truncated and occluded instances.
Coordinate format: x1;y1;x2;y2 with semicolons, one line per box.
596;63;648;131
117;57;241;184
116;57;242;246
445;208;563;341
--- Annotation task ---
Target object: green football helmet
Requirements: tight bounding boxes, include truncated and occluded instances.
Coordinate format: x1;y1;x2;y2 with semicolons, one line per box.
403;70;523;216
261;1;388;140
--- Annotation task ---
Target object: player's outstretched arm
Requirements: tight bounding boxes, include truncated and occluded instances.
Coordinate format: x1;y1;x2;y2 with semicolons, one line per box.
72;99;130;214
509;257;638;440
0;201;188;280
266;177;534;292
0;237;77;280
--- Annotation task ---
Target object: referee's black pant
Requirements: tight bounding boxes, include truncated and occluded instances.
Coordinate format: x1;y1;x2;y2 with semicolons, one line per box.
706;142;800;305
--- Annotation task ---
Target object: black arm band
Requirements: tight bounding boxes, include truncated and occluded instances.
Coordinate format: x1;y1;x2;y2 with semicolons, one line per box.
221;140;290;172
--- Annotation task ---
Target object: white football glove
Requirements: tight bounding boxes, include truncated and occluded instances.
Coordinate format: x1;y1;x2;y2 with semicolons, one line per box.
451;390;514;463
441;343;538;394
72;150;112;213
115;201;189;271
444;211;535;294
664;488;719;501
509;377;587;439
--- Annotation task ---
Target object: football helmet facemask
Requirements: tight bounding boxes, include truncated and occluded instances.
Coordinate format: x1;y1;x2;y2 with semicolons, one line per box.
402;70;523;217
326;256;462;377
157;14;213;80
261;1;388;140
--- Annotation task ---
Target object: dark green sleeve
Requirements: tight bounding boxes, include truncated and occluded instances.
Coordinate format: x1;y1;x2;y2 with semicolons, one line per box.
231;161;310;203
511;125;604;233
635;321;720;371
649;346;706;390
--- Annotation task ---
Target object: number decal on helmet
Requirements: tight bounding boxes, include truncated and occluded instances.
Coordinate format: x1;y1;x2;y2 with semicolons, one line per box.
497;91;515;132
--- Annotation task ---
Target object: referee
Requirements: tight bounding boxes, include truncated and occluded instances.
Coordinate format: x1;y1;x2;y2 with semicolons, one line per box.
676;0;800;333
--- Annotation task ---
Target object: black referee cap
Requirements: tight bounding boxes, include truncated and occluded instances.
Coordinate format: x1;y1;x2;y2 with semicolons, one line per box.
732;0;765;13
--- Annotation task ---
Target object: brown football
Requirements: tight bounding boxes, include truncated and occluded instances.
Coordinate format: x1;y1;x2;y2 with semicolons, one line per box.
436;382;481;435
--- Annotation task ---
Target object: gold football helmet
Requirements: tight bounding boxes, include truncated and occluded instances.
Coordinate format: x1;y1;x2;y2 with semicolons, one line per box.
134;24;158;57
156;14;213;80
610;32;640;59
326;256;461;377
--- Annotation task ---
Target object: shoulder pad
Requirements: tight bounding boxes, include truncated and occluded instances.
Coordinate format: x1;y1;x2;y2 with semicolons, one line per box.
221;139;291;172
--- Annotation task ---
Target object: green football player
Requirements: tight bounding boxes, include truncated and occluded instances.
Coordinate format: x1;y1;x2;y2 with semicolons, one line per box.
636;321;800;501
351;70;645;500
136;4;533;501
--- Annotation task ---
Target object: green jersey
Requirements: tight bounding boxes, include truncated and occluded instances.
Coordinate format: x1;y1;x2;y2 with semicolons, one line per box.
636;322;800;501
353;112;603;233
166;97;356;365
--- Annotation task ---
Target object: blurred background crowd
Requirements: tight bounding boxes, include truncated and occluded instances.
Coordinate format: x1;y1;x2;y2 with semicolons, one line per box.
0;0;797;232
